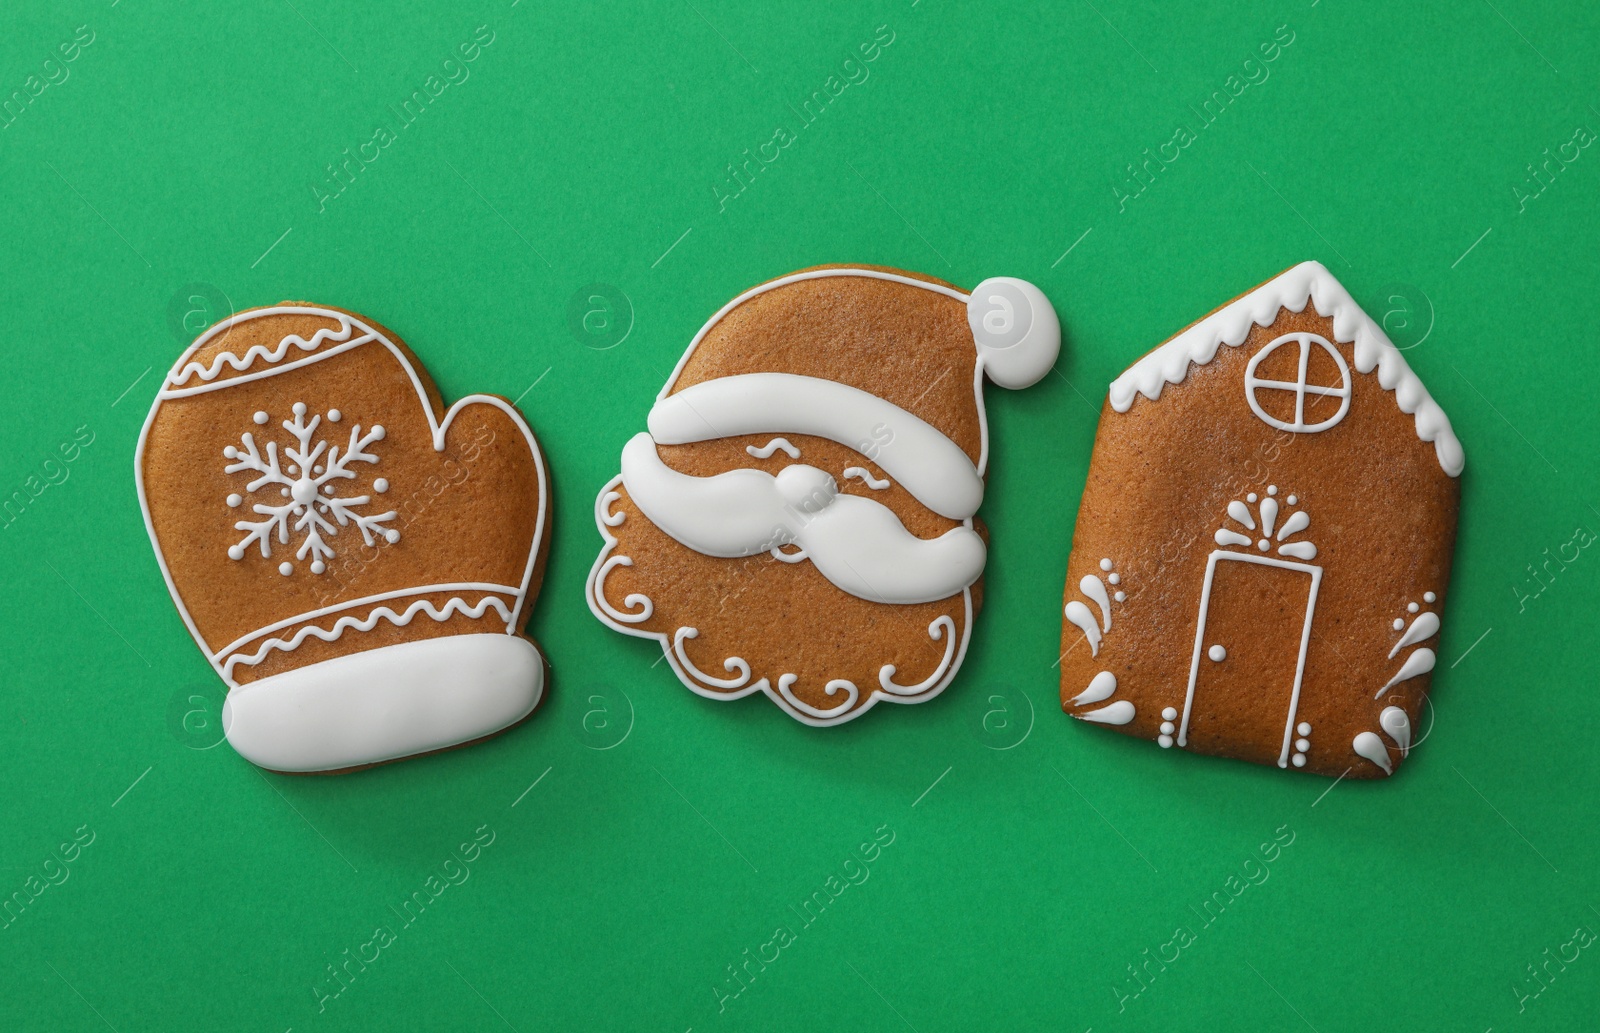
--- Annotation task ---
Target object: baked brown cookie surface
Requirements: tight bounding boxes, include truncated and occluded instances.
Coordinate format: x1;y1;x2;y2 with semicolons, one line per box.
1060;262;1463;778
588;265;1059;725
137;304;549;772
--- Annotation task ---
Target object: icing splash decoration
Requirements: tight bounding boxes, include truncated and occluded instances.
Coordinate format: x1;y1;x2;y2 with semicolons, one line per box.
1107;261;1464;476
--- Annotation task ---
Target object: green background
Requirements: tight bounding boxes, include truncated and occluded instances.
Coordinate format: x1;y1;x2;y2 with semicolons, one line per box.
2;1;1596;1029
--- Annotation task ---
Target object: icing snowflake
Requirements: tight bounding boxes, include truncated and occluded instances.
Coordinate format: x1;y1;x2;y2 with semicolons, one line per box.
224;402;398;576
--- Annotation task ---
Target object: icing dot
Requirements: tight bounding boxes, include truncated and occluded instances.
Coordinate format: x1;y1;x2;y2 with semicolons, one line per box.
1107;572;1121;585
280;487;290;497
1099;558;1112;571
314;465;324;475
292;402;307;417
1292;754;1307;768
223;446;238;459
1295;738;1310;752
1208;645;1226;662
1297;722;1311;736
311;560;326;574
1258;539;1270;551
1393;618;1405;631
1408;602;1420;613
372;425;386;440
253;411;268;425
1267;485;1278;496
384;529;401;543
328;409;341;422
226;493;242;508
323;484;335;494
373;478;389;493
1159;721;1175;735
278;561;293;576
288;465;299;475
1162;707;1178;721
1287;495;1298;505
227;545;244;560
1158;734;1174;749
1424;592;1436;603
1114;591;1126;602
1247;493;1258;503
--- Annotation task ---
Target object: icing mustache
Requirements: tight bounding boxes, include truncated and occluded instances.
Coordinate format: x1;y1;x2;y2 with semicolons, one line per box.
620;433;985;605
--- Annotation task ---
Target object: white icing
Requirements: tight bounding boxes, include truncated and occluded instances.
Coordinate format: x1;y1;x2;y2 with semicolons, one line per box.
1158;734;1174;748
222;634;543;773
592;555;652;624
1379;706;1412;756
1244;333;1352;433
1215;529;1252;548
1227;500;1256;530
1162;707;1178;721
1107;261;1464;476
776;673;858;718
1278;541;1318;560
1160;721;1175;735
1072;670;1117;706
620;434;984;605
1407;601;1420;613
1259;496;1280;537
965;276;1061;389
1208;644;1226;662
1389;611;1441;659
1099;558;1112;572
1297;721;1311;735
1080;575;1112;632
1376;647;1436;698
879;616;957;695
841;467;891;490
1294;738;1310;752
600;491;627;528
135;305;550;708
1352;730;1393;775
1077;700;1135;725
1423;591;1436;603
673;627;753;689
1292;754;1306;767
223;403;396;575
223;594;515;676
1180;550;1322;768
649;373;984;520
1276;511;1310;541
1064;600;1102;656
747;437;800;459
169;317;373;386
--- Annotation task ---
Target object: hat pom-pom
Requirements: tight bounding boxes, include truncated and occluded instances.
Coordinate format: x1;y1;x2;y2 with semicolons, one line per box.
967;277;1060;389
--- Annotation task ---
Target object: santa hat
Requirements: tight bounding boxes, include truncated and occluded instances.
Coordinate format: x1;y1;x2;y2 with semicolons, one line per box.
646;267;1059;520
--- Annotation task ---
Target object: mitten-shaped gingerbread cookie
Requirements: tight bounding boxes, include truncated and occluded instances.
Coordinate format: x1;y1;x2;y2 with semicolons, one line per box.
588;265;1059;726
136;304;549;772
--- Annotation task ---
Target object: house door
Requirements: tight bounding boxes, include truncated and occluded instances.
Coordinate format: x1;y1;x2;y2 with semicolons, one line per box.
1178;551;1322;768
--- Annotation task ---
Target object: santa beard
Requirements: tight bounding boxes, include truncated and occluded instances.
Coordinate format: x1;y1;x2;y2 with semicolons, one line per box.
589;465;983;725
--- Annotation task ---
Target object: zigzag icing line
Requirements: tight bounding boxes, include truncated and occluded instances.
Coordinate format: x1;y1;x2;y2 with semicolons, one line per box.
169;319;363;386
223;595;514;674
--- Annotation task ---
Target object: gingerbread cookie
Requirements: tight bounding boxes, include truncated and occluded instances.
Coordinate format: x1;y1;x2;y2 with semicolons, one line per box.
136;304;550;772
1060;262;1462;778
587;265;1059;725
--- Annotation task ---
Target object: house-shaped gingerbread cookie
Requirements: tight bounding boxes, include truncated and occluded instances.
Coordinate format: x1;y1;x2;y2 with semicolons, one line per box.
1060;262;1463;778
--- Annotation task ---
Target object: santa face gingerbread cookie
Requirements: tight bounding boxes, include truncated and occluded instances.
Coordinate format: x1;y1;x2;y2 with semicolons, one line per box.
588;265;1059;725
136;304;550;773
1060;262;1462;778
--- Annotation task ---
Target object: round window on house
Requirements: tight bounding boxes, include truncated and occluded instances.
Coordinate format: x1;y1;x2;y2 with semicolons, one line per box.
1243;333;1352;433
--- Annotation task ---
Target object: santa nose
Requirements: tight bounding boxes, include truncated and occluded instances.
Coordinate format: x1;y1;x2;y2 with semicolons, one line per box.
774;464;837;514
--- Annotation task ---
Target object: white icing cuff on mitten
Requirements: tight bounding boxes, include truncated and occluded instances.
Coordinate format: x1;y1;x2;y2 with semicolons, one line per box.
221;633;543;772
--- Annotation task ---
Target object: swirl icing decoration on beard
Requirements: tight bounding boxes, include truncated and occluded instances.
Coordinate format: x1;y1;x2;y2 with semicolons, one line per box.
620;433;985;604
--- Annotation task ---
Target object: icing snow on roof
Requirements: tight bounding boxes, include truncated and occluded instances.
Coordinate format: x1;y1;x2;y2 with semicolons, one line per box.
1107;261;1464;476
